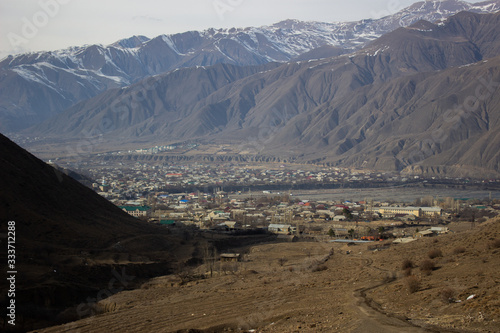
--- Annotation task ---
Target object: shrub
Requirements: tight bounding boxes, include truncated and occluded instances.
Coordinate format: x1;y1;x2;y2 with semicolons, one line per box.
405;275;421;293
439;287;456;304
277;257;288;266
402;267;413;277
311;263;328;272
401;259;414;270
428;249;443;259
489;239;500;249
453;247;466;254
420;260;435;275
441;257;456;264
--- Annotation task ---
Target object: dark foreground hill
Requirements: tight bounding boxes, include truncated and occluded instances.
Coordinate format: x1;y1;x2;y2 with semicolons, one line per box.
0;133;195;331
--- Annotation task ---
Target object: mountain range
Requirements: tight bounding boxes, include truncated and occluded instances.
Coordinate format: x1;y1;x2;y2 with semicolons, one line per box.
2;0;500;177
1;0;499;132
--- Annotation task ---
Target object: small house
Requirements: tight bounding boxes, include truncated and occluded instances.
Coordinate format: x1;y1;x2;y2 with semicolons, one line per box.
268;224;295;234
220;253;241;262
430;226;449;234
415;229;435;238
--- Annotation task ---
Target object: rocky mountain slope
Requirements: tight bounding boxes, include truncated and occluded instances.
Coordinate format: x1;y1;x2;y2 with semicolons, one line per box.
27;11;500;177
1;0;499;132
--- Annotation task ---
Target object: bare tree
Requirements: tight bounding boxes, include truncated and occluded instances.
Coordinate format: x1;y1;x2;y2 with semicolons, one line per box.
174;262;193;284
203;244;218;277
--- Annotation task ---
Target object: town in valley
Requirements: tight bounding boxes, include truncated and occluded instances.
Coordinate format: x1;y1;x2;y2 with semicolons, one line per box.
53;159;500;243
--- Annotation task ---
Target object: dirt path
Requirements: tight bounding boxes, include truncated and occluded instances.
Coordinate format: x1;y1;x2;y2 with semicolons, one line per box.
352;283;431;333
349;256;464;333
344;256;426;332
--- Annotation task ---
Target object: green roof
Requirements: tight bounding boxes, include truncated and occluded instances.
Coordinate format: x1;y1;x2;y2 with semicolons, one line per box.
160;220;176;225
119;206;151;211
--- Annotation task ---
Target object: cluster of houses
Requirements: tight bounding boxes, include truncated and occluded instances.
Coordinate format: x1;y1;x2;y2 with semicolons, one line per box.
110;185;500;244
78;162;499;241
88;163;413;200
115;190;491;241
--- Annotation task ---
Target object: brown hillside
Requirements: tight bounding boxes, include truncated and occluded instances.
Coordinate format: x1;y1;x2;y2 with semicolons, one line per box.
34;218;500;333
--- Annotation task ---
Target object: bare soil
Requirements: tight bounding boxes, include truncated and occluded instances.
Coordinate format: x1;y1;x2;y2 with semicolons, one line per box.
33;218;500;333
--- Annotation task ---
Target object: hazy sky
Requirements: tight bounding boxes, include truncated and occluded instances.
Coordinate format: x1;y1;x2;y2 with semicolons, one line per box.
0;0;477;59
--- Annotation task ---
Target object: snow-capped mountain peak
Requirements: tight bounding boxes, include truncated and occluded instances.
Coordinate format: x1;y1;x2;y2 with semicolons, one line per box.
1;0;499;132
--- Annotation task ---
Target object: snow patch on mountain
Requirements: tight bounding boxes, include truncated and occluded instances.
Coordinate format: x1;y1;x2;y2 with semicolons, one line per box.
2;0;500;132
